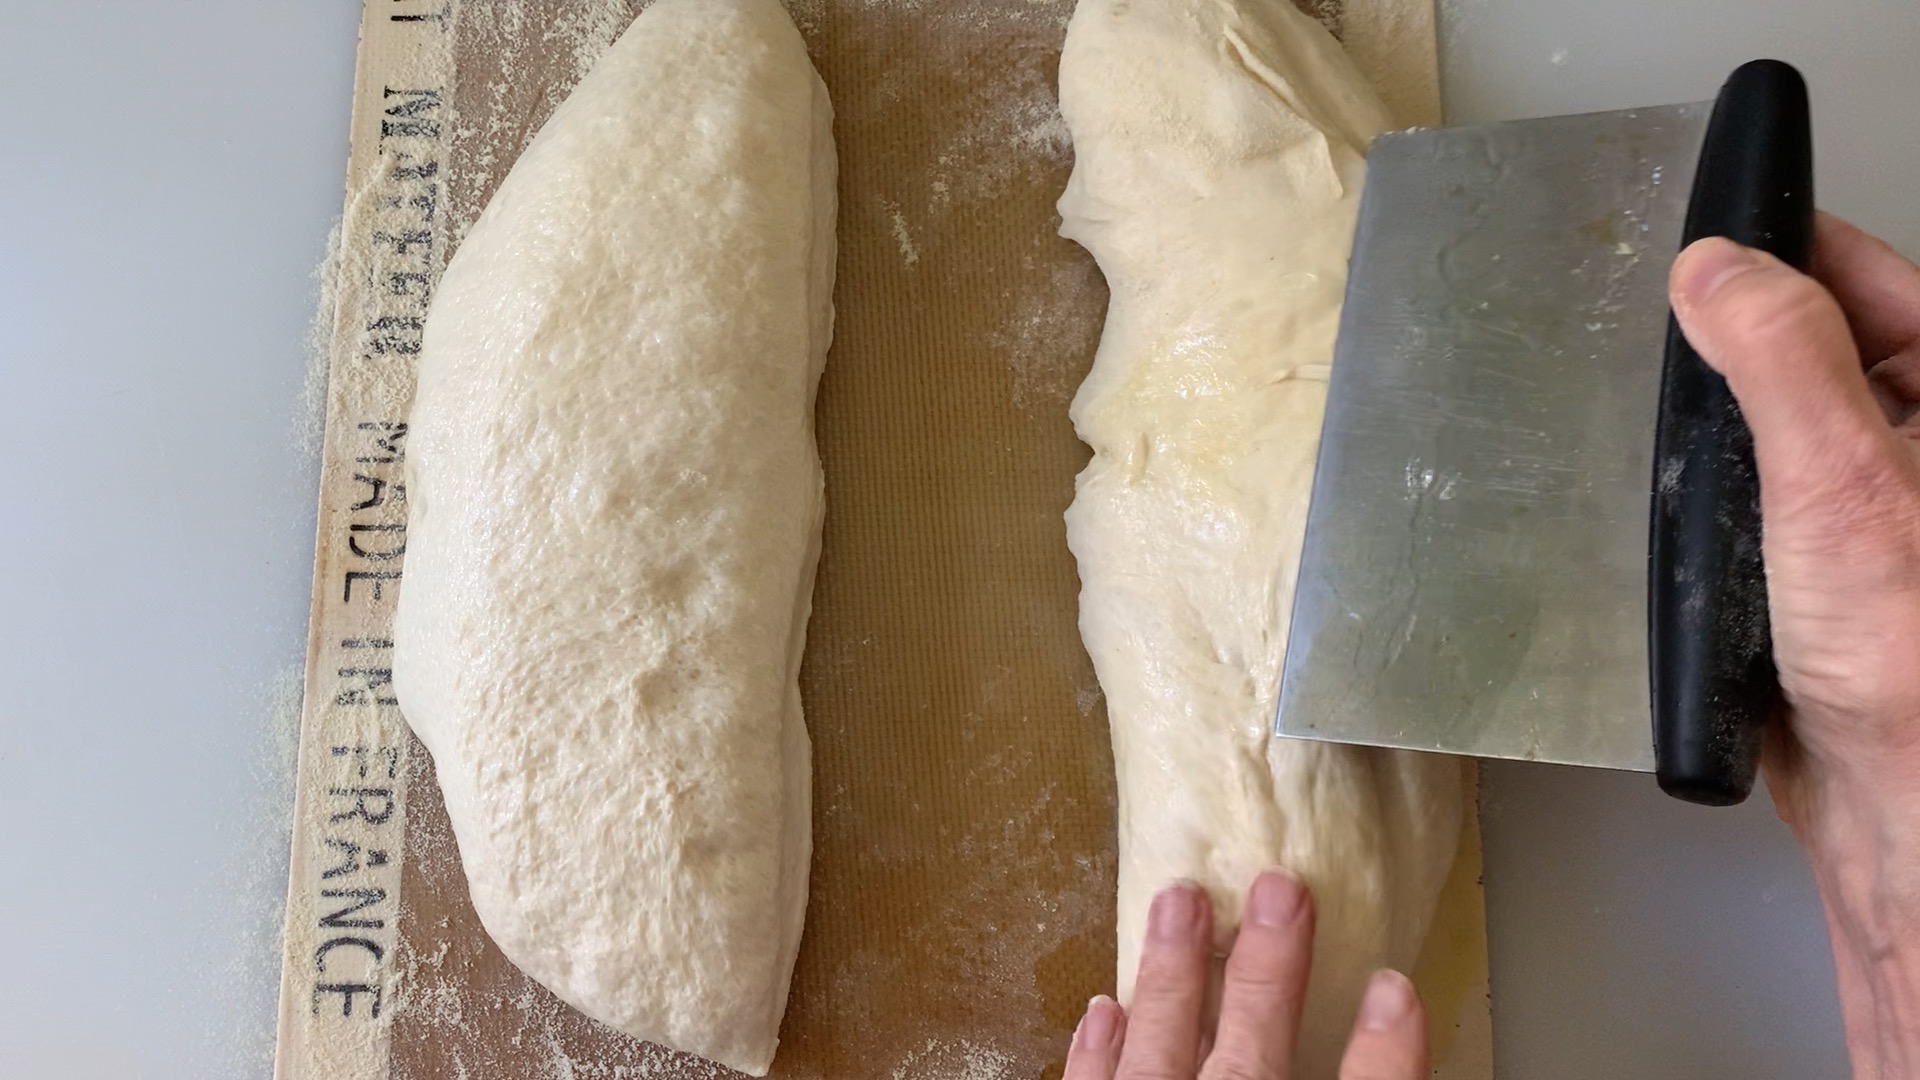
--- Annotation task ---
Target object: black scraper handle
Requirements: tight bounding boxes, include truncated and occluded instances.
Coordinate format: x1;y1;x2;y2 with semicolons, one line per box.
1650;60;1813;806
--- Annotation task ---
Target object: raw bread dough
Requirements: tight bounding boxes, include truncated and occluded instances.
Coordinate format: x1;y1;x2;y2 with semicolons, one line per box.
1057;0;1465;1072
390;0;834;1072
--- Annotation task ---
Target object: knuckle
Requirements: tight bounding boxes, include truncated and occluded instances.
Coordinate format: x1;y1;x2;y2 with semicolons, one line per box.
1221;929;1307;998
1221;959;1295;1005
1197;1051;1267;1080
1774;447;1920;557
1121;1067;1189;1080
1133;958;1202;999
1704;273;1851;386
1132;953;1209;1004
1719;270;1836;347
1338;1056;1416;1080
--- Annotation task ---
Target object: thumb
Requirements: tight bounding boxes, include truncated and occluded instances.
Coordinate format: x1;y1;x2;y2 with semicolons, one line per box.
1669;237;1892;503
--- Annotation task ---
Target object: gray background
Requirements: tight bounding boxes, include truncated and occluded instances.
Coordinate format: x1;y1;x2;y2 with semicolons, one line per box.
1;0;1910;1075
0;3;359;1078
1444;0;1919;1074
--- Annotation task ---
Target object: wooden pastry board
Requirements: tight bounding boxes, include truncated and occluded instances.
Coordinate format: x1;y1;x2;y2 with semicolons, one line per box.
272;1;1491;1077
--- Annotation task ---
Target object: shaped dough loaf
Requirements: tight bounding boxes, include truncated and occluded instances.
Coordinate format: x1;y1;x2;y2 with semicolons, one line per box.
1057;0;1465;1072
391;0;834;1071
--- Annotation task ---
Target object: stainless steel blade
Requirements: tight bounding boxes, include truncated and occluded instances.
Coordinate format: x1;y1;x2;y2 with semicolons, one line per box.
1275;102;1711;771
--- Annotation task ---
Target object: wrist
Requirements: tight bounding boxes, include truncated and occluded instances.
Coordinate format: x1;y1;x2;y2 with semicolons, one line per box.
1796;758;1920;936
1790;765;1920;1077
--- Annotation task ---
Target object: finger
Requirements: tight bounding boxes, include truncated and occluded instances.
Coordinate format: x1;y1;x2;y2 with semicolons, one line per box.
1117;882;1212;1079
1810;212;1920;363
1203;870;1314;1080
1669;237;1900;500
1336;971;1428;1080
1065;995;1128;1080
1867;350;1920;429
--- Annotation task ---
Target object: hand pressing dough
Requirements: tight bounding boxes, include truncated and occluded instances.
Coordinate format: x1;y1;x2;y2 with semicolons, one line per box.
390;0;834;1072
1057;0;1465;1072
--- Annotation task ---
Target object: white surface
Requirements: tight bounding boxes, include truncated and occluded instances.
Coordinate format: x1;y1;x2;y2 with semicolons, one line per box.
1444;0;1920;1075
0;2;357;1077
0;0;1908;1077
1441;0;1920;256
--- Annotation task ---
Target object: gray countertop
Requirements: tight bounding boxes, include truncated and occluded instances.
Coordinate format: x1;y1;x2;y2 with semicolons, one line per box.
1449;1;1918;1074
2;0;1911;1075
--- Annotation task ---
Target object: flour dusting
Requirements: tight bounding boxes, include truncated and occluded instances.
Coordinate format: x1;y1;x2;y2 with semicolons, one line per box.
929;45;1074;207
298;220;343;458
883;197;922;266
200;664;307;1078
994;257;1105;409
445;0;644;244
544;0;634;83
890;1038;1021;1080
1073;680;1104;719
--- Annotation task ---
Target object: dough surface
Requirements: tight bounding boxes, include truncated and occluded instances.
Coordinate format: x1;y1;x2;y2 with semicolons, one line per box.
391;0;834;1072
1057;0;1464;1072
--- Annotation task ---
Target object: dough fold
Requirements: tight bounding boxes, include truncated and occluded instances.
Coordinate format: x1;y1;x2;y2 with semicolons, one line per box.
1057;0;1464;1072
392;0;833;1072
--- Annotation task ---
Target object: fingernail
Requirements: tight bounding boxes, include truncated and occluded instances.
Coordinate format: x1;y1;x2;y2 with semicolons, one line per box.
1675;237;1766;304
1075;995;1121;1049
1359;970;1416;1031
1246;868;1307;927
1147;881;1204;942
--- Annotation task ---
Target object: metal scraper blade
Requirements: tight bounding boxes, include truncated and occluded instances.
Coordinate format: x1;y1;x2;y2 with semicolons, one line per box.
1275;102;1711;771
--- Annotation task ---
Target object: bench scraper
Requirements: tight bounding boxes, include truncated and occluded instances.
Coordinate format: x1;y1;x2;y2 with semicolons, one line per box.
1274;61;1813;806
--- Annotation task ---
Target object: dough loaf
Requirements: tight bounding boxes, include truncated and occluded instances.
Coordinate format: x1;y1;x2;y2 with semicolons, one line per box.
390;0;834;1072
1057;0;1465;1072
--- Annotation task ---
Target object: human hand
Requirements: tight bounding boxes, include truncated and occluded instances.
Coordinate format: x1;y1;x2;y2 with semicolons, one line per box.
1669;215;1920;837
1669;214;1920;1075
1063;873;1426;1080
